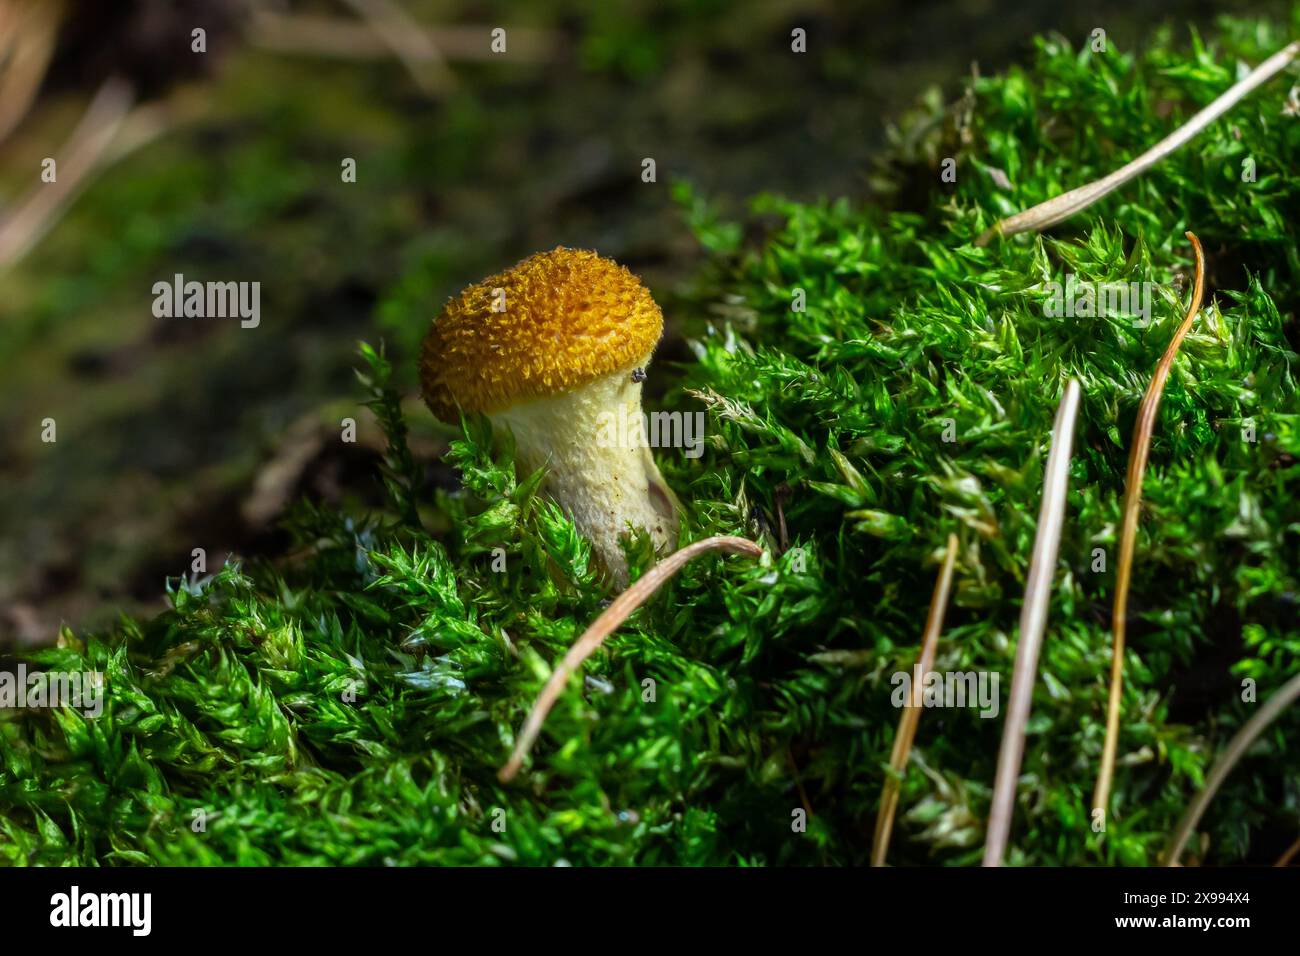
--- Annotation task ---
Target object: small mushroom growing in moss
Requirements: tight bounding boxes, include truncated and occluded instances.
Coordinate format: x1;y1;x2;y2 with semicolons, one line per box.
420;247;679;586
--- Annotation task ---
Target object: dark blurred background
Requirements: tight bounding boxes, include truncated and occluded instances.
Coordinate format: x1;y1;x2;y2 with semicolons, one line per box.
0;0;1285;645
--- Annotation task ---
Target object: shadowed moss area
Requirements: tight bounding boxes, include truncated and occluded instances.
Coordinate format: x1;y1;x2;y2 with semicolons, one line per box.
2;8;1299;865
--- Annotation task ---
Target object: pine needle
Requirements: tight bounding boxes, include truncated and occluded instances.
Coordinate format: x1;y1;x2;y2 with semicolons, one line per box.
1164;670;1300;865
1275;835;1300;868
870;532;959;867
984;379;1082;866
498;535;765;782
975;41;1300;245
1093;232;1206;829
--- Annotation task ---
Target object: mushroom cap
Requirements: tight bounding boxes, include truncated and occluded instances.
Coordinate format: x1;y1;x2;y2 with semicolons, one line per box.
420;247;663;421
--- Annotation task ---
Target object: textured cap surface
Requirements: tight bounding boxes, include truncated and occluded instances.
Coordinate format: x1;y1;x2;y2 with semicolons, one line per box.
420;247;663;420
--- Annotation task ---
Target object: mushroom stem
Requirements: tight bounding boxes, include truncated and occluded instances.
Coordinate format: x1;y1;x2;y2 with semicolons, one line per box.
494;361;679;587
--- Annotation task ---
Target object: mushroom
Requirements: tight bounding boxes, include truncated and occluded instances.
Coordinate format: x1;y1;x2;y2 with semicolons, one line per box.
420;247;680;586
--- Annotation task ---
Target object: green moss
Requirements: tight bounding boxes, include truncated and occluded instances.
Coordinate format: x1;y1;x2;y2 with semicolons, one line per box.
3;12;1299;866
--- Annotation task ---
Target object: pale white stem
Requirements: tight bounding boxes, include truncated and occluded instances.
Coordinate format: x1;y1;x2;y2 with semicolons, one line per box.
493;363;679;588
976;40;1300;246
983;379;1082;866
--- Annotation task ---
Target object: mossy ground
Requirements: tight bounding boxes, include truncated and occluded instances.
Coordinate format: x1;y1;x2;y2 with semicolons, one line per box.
2;8;1299;866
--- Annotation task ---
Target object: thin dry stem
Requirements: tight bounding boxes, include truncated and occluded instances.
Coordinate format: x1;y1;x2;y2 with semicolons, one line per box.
975;41;1300;246
1275;834;1300;868
1164;671;1300;865
0;76;136;271
337;0;456;92
1093;232;1206;827
870;533;960;867
498;535;765;782
247;11;555;63
984;378;1082;866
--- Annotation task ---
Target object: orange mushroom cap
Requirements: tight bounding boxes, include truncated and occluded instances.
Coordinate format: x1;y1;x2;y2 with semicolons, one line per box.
419;247;663;421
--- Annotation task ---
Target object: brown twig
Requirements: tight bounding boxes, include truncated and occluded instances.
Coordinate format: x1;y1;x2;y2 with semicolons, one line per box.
1093;232;1206;827
1164;670;1300;865
498;535;765;782
975;41;1300;246
984;379;1082;866
870;533;959;866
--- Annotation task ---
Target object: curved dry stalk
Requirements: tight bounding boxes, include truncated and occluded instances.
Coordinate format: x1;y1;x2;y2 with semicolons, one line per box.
1093;232;1206;827
975;41;1300;246
870;533;959;867
1164;671;1300;865
984;379;1082;867
498;535;765;782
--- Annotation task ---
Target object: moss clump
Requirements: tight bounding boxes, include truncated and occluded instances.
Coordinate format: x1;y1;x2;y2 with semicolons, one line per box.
2;14;1299;866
